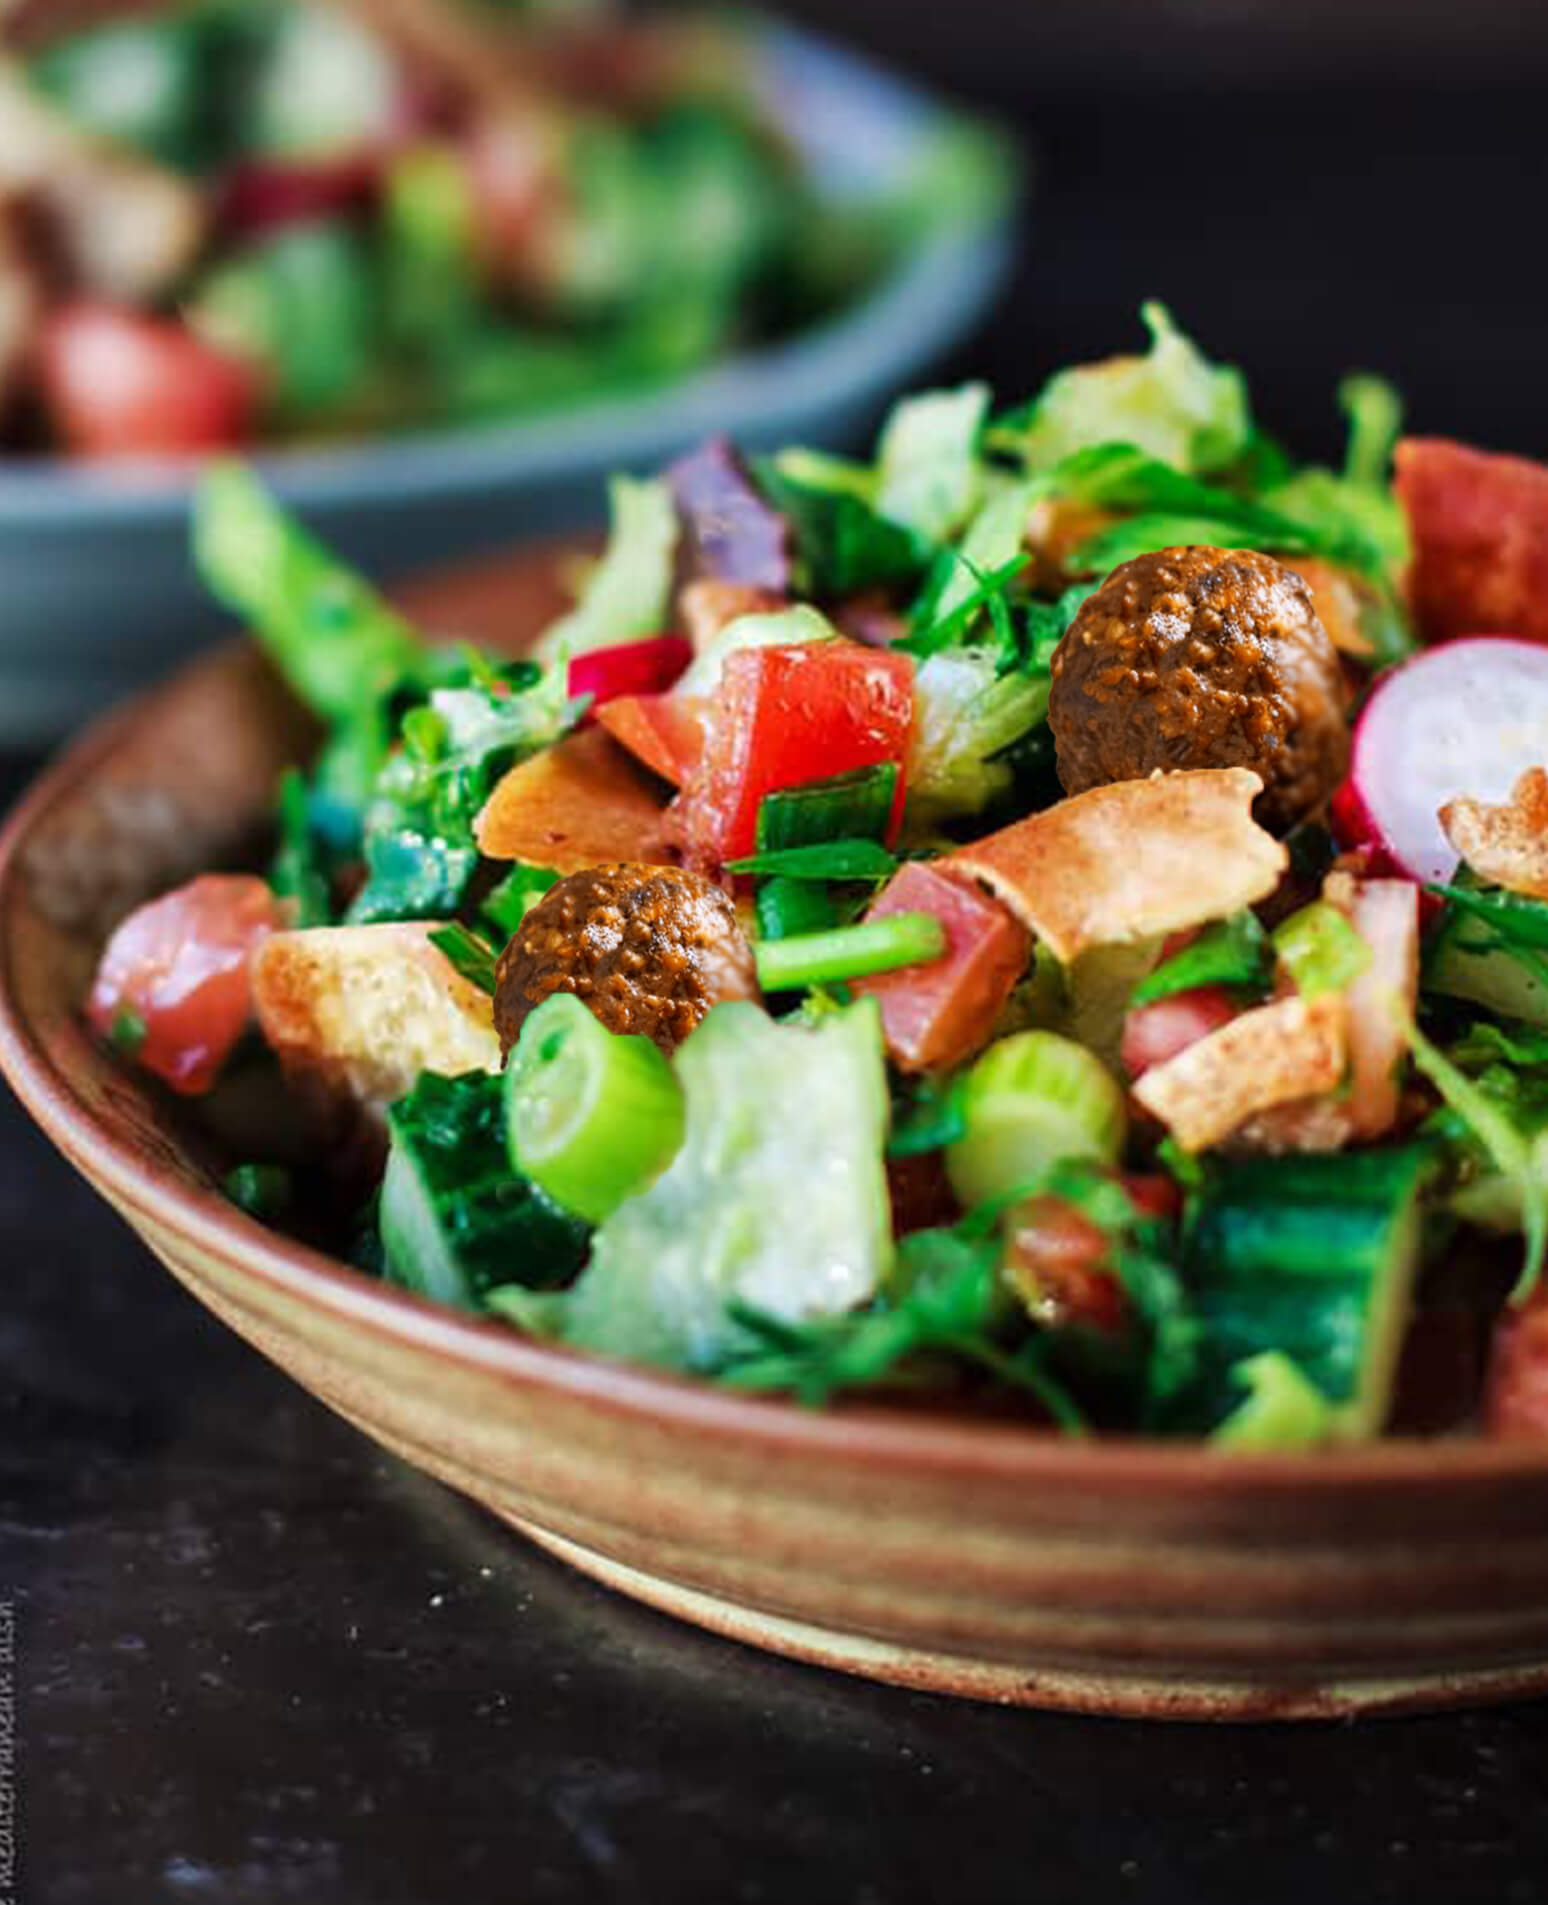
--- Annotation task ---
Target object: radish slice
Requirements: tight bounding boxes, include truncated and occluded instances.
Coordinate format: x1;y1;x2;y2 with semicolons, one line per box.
1342;638;1548;885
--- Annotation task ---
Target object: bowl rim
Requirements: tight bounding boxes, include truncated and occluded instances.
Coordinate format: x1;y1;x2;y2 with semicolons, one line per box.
4;642;1548;1497
0;18;1014;527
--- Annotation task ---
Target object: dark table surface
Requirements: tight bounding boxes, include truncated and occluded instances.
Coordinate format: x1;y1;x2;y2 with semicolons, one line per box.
10;24;1548;1904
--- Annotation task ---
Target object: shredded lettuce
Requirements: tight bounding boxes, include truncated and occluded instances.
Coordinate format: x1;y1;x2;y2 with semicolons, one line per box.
537;1000;893;1373
753;459;929;595
536;475;678;662
1000;302;1251;477
906;647;1050;827
874;383;990;542
348;669;577;924
194;463;432;724
1409;1016;1548;1301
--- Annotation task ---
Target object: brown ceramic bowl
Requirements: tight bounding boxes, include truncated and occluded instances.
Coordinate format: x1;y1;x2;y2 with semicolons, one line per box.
5;548;1548;1723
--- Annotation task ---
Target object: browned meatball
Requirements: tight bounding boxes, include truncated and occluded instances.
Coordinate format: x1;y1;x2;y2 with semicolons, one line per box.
1047;546;1349;831
494;862;759;1057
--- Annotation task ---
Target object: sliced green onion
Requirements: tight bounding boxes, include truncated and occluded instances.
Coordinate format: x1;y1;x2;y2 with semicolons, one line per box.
756;876;839;942
754;912;945;993
729;838;897;881
1131;911;1270;1006
754;764;900;853
504;993;685;1224
1272;900;1370;998
429;923;498;996
946;1030;1126;1210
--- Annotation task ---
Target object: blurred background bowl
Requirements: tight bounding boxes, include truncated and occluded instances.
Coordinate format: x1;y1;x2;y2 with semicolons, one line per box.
0;18;1014;744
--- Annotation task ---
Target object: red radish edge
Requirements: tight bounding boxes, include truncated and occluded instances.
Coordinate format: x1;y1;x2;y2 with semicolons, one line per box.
1337;636;1548;888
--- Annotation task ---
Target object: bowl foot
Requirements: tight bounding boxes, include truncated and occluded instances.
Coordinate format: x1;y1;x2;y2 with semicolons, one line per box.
504;1512;1548;1722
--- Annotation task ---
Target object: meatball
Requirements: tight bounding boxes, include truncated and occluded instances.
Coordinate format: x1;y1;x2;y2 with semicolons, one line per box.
494;862;759;1057
1047;546;1349;831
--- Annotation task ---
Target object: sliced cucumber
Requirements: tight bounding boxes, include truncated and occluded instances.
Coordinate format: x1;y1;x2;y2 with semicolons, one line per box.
381;1071;590;1311
1182;1147;1430;1441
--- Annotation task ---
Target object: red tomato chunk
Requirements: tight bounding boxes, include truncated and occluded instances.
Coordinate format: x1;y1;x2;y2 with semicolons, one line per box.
88;875;285;1094
1119;986;1240;1081
39;304;260;458
674;642;913;868
854;862;1029;1073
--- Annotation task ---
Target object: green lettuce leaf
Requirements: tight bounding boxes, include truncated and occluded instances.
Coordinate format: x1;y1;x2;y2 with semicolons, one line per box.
536;475;678;661
998;302;1251;477
874;383;990;542
545;999;893;1373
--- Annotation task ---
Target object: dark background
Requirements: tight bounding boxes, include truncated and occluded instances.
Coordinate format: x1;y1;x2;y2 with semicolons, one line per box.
9;5;1548;1902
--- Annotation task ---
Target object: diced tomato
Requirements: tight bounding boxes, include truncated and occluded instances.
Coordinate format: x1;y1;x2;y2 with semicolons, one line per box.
218;154;382;234
853;862;1030;1072
38;304;260;458
674;641;913;868
568;636;692;722
1003;1173;1177;1339
1394;437;1548;646
595;692;705;788
1119;985;1240;1081
1123;1173;1182;1225
1003;1197;1128;1338
1484;1288;1548;1438
88;876;286;1094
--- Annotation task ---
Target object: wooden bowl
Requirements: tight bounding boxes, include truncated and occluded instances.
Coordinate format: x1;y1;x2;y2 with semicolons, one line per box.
6;547;1548;1722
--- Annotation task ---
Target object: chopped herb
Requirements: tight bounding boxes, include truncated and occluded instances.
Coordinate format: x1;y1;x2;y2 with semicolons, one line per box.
901;552;1028;659
729;839;898;882
723;1221;1086;1429
1130;912;1270;1007
888;1072;969;1157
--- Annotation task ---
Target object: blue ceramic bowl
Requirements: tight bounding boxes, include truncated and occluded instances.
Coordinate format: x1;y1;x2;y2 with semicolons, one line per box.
0;22;1015;742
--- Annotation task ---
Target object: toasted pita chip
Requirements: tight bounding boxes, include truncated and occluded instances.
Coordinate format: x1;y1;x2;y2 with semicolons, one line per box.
475;726;675;873
1132;993;1347;1154
949;768;1286;965
1440;767;1548;900
254;923;500;1119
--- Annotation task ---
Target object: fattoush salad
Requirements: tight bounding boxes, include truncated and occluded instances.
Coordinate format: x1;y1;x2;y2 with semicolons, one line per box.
89;307;1548;1447
0;0;999;455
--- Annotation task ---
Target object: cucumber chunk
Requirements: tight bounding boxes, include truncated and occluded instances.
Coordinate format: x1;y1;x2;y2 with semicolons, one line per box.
1182;1147;1430;1441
